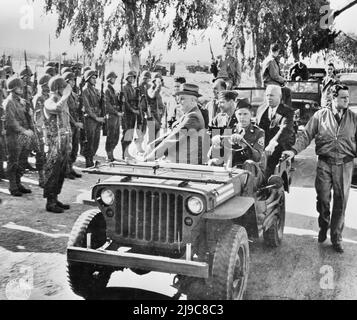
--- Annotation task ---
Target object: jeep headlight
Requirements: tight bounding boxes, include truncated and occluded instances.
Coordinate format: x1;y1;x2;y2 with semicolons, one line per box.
101;189;115;206
305;103;311;109
187;197;204;215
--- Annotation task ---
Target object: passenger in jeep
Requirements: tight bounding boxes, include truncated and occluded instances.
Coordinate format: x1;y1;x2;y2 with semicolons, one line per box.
209;93;266;185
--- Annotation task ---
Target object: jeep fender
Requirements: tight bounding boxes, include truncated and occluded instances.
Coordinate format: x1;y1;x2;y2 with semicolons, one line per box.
204;196;255;220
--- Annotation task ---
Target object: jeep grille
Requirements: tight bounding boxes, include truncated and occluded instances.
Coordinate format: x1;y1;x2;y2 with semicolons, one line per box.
115;187;184;244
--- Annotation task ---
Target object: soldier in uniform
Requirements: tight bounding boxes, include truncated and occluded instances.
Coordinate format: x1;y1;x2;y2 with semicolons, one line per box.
105;71;123;162
4;65;14;79
82;70;105;167
147;73;165;140
210;42;241;89
4;76;34;196
43;76;72;213
32;74;51;187
135;71;152;153
63;71;83;178
209;91;265;182
206;79;227;125
167;76;186;129
121;70;140;159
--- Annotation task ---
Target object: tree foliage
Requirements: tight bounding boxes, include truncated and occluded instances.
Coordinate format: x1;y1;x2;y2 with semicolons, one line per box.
41;0;215;68
334;32;357;67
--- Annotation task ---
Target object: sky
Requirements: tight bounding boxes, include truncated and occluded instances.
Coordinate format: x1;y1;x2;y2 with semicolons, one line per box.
0;0;356;63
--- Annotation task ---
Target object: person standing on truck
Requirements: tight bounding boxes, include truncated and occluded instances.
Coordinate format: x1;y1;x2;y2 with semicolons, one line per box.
321;62;338;108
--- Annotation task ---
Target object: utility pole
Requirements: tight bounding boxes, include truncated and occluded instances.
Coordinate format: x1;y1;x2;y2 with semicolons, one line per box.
48;34;51;61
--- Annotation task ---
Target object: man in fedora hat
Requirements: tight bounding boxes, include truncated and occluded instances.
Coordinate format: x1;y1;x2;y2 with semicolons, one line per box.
145;83;205;164
210;42;241;90
82;69;105;167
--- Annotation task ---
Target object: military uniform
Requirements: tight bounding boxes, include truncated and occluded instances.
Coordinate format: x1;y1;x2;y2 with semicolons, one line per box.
209;112;265;167
32;91;49;186
105;83;121;160
67;91;81;169
4;93;34;195
211;55;241;88
121;81;140;157
82;82;102;166
43;90;71;208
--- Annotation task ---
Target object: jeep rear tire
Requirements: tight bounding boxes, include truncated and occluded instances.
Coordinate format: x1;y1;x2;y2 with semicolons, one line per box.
67;209;112;299
210;224;249;300
263;191;286;247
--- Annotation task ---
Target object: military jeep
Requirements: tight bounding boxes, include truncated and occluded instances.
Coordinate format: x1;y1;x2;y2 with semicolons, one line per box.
67;158;292;300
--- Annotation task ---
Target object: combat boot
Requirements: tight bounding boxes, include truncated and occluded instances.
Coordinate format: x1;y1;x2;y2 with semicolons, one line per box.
107;151;114;162
8;170;22;196
56;199;70;210
38;170;45;188
85;158;94;168
46;196;64;214
16;173;31;194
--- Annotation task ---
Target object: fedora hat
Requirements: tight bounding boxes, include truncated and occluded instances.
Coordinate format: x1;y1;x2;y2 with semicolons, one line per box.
174;83;202;98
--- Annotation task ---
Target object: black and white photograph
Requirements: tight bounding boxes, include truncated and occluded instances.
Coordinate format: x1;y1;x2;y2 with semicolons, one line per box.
1;0;357;306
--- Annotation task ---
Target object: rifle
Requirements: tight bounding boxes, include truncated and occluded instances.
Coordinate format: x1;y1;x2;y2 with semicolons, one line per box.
78;73;87;143
136;70;144;130
24;50;41;148
100;61;107;136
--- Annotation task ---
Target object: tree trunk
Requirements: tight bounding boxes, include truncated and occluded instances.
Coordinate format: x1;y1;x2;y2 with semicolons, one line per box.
252;31;262;87
291;36;299;61
130;51;141;73
334;0;357;18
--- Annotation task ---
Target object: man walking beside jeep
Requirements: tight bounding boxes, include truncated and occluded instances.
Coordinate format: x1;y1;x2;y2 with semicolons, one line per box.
283;84;357;253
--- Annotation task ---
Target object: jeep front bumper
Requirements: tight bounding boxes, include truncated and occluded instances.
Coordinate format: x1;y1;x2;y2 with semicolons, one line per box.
67;246;209;278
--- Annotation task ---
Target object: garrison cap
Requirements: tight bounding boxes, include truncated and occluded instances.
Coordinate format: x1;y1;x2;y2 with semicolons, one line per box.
63;72;76;82
49;75;67;92
20;66;33;78
7;76;24;92
218;90;238;101
38;74;51;86
84;70;98;82
106;71;118;80
236;98;252;110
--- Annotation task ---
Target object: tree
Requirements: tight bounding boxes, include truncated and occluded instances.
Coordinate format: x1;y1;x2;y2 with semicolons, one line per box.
220;0;336;86
42;0;215;71
334;32;357;67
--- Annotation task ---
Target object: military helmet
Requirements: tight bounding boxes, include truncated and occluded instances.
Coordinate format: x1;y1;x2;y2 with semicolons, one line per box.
38;74;51;86
49;75;67;92
106;71;118;80
4;65;14;75
125;70;137;80
82;66;91;76
141;71;151;80
63;72;76;82
7;76;24;92
45;67;56;76
153;72;163;80
45;61;57;68
61;67;72;74
20;66;33;78
84;70;98;82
